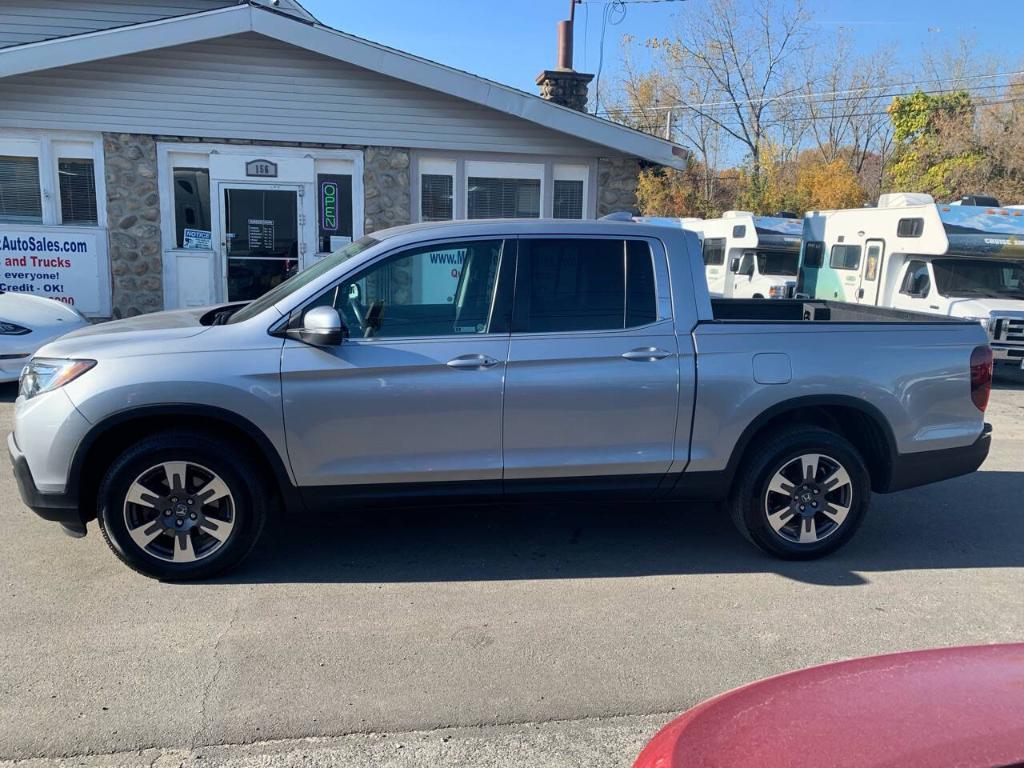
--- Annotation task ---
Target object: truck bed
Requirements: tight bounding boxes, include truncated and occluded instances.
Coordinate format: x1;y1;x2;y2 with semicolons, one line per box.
710;299;972;324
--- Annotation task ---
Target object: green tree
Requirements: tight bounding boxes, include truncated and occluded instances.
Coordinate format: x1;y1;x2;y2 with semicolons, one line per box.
886;90;986;198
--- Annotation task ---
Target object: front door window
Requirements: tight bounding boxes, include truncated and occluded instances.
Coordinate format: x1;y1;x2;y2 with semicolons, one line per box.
224;187;299;301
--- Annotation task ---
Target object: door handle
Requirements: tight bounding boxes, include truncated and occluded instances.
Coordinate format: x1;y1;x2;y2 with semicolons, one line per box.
446;354;500;369
622;347;671;362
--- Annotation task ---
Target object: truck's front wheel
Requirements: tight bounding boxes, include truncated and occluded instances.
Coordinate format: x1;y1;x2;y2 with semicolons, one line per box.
96;431;268;580
729;427;870;559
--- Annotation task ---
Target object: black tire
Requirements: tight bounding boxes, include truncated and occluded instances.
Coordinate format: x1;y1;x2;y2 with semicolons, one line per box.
728;425;870;559
97;430;268;580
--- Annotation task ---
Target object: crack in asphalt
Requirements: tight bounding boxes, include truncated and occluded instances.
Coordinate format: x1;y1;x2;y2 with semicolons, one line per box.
0;710;679;764
191;596;243;750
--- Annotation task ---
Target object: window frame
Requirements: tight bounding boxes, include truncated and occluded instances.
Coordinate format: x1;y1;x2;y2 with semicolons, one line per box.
0;131;105;228
510;235;671;336
830;244;862;271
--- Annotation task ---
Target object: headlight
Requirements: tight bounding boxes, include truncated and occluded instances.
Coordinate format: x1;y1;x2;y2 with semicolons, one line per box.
18;358;96;400
0;321;31;336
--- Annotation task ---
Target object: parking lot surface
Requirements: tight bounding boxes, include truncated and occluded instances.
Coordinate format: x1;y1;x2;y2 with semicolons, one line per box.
1;376;1022;766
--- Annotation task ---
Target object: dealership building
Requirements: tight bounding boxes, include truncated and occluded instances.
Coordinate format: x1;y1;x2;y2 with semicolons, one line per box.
0;0;685;318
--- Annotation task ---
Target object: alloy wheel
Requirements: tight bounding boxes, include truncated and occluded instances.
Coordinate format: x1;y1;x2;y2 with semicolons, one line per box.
122;461;236;563
763;453;853;545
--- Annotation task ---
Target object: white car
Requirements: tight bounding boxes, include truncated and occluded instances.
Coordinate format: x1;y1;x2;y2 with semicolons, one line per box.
0;293;90;382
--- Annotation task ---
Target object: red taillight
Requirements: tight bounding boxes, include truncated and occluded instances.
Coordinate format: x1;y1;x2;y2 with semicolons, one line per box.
970;345;993;412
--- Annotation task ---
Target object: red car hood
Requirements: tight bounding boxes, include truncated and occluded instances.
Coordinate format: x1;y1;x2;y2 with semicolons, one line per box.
635;644;1024;768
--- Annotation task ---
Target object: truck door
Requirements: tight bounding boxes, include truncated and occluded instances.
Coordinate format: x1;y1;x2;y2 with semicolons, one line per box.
891;259;935;313
501;236;684;492
280;237;513;491
729;251;755;298
857;239;885;304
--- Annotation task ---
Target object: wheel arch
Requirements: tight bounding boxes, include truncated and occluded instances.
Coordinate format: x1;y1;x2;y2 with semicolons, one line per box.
726;395;896;493
673;395;898;500
69;405;299;523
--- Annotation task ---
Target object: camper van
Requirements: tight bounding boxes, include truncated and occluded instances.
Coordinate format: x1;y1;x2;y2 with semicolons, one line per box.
799;194;1024;364
638;212;803;298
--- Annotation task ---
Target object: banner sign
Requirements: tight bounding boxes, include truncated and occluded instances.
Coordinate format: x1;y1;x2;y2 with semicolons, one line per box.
1;228;106;315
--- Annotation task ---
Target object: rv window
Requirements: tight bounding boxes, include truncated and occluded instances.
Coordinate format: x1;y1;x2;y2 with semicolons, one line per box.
897;218;925;238
803;241;825;268
900;260;931;297
732;225;746;238
702;238;726;266
830;244;862;270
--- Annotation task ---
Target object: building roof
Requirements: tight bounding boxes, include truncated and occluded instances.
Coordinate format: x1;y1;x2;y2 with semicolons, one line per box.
0;2;687;168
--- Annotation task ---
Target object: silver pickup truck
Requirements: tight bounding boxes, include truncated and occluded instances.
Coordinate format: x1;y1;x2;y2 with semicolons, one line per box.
9;220;994;580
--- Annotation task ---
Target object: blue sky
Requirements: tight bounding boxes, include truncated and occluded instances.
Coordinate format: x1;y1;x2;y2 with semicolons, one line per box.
300;0;1020;99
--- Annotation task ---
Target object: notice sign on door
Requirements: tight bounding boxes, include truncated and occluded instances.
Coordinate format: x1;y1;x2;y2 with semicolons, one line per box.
1;229;104;315
247;219;275;251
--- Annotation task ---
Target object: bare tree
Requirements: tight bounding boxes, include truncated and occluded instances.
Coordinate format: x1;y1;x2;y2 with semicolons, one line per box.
657;0;810;199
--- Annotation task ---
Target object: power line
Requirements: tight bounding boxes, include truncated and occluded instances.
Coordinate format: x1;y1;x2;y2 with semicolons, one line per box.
597;68;1024;117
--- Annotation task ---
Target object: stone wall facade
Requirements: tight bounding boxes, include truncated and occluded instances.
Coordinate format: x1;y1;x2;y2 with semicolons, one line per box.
103;133;163;318
363;147;411;233
597;157;642;217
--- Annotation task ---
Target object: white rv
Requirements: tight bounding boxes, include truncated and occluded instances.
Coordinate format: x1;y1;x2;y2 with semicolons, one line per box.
800;194;1024;364
638;212;803;298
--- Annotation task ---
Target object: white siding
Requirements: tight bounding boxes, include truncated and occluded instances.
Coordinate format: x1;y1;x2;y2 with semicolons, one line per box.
0;33;617;157
0;0;232;48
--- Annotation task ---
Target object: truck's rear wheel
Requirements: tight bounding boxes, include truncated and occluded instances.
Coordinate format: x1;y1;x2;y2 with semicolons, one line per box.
97;431;267;580
729;426;869;559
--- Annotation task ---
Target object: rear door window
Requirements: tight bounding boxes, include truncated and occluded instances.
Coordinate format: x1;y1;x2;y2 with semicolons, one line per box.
514;238;658;333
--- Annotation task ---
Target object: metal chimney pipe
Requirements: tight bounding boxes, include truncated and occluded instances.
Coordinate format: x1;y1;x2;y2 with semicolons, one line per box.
557;19;573;70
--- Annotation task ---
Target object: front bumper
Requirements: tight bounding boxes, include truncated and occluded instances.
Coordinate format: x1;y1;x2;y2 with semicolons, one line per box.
883;423;992;493
8;432;86;536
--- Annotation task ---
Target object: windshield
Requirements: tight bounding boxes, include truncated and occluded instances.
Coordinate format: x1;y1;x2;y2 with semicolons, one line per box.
227;236;379;324
756;249;800;276
932;258;1024;300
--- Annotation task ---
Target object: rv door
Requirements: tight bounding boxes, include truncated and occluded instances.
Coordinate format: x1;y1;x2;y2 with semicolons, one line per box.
858;240;885;304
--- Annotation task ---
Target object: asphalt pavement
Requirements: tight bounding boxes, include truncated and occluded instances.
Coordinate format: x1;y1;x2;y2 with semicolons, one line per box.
1;375;1023;766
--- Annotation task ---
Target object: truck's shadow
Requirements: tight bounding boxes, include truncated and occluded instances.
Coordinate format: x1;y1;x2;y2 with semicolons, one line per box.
222;468;1024;588
0;382;17;404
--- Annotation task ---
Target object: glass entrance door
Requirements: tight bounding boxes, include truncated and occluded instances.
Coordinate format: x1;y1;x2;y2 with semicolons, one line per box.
223;186;300;301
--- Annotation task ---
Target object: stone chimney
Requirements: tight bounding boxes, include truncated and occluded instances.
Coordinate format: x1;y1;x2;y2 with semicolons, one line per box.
536;3;594;112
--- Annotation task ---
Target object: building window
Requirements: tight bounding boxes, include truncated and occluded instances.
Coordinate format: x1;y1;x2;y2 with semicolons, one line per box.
173;167;212;248
58;158;98;225
553;179;584;219
468;177;541;219
0;155;43;224
421;174;454;221
0;134;103;227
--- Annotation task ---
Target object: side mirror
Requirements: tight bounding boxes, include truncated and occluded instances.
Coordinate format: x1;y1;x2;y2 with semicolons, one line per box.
730;257;741;273
298;306;346;346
